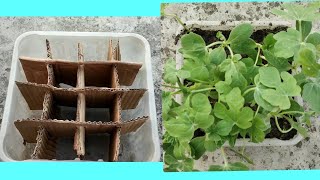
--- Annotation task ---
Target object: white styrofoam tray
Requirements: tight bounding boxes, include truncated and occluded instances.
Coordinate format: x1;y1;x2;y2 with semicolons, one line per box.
0;31;160;161
175;21;304;147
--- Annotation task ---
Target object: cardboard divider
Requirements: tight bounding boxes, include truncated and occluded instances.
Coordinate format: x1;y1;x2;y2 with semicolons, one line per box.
15;117;148;143
110;65;121;123
15;39;149;161
121;116;148;134
111;65;120;88
74;93;86;157
107;39;113;61
114;40;121;61
121;89;146;109
31;127;56;160
16;82;146;110
46;39;53;59
47;64;56;86
40;92;54;120
20;57;48;84
108;127;121;162
111;94;122;123
107;39;121;61
19;56;142;86
15;119;114;143
31;39;57;160
74;43;86;158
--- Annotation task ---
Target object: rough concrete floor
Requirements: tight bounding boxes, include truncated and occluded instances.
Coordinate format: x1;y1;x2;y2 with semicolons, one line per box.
161;2;320;170
0;17;162;161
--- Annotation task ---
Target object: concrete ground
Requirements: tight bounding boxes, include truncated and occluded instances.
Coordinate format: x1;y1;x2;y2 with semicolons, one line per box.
161;2;320;170
0;17;162;161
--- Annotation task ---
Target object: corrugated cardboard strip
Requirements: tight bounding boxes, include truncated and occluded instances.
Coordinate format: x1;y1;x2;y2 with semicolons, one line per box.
16;82;146;110
14;39;150;161
15;116;148;143
19;56;142;87
31;127;57;160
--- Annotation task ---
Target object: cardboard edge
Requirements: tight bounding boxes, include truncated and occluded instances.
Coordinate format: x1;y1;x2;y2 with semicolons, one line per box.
41;92;53;119
121;116;149;134
108;127;121;162
31;127;56;160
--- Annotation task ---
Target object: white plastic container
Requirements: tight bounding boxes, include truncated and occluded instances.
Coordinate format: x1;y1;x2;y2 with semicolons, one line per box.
0;31;160;161
175;21;304;147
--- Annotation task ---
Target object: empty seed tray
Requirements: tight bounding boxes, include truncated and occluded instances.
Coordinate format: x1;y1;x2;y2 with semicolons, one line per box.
0;32;160;162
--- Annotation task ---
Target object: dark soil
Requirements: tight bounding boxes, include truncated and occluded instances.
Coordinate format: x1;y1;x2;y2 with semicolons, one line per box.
192;117;298;140
235;117;298;140
266;117;297;140
183;79;194;87
208;97;217;106
246;104;258;111
193;128;206;138
251;26;287;43
189;29;231;45
175;24;287;45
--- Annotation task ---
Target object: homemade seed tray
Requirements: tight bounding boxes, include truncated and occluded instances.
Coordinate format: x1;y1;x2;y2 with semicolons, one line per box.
0;32;160;162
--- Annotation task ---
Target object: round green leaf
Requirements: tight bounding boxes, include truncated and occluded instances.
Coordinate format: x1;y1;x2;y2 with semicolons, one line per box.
236;107;253;129
194;113;215;129
225;88;244;111
204;139;218;152
213;102;228;119
190;137;206;160
227;23;253;44
215;120;234;136
190;66;209;81
303;82;320;113
191;93;212;114
259;67;281;88
273;28;301;58
209;47;226;65
173;142;191;159
164;153;177;165
164;117;194;141
254;85;278;112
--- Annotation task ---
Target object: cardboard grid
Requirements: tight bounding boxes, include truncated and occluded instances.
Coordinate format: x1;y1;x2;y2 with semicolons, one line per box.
14;39;149;161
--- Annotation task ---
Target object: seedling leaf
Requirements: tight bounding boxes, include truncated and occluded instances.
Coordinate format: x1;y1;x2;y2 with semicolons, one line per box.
190;136;206;160
164;58;178;84
227;23;253;44
179;32;207;61
263;50;291;72
258;67;301;110
271;3;320;21
295;47;320;77
303;82;320;113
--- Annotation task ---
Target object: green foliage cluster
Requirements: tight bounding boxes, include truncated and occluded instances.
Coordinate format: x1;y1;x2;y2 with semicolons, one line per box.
162;2;320;171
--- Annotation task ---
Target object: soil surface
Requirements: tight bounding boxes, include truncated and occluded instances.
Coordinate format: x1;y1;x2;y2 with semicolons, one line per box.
266;117;298;140
193;117;298;140
193;128;206;138
175;25;287;45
